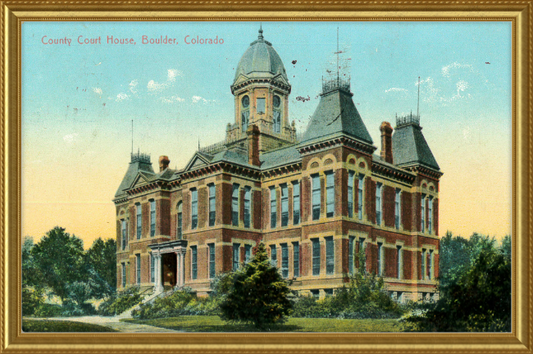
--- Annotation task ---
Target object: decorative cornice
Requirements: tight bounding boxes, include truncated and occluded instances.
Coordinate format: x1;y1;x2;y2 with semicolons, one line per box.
371;161;416;185
231;77;291;95
298;136;376;156
261;162;302;179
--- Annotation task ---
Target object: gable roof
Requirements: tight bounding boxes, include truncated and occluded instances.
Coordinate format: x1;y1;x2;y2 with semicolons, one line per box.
301;88;373;145
114;154;155;198
392;123;440;170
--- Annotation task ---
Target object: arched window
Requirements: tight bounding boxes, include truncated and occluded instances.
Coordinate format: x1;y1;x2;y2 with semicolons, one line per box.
177;201;183;239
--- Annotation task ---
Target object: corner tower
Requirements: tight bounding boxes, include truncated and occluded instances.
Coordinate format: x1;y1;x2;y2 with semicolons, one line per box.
228;26;296;153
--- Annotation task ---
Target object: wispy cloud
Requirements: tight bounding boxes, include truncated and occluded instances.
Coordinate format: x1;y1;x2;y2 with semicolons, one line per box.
160;95;186;104
147;68;181;93
192;95;215;104
92;87;102;97
63;133;79;144
129;79;138;94
384;87;408;94
116;93;129;102
441;62;473;78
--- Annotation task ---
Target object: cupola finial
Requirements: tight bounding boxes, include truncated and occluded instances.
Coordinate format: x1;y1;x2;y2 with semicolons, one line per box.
258;23;264;40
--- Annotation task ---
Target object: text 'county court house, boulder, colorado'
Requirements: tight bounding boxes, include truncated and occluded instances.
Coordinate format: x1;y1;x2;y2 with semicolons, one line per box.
113;27;442;302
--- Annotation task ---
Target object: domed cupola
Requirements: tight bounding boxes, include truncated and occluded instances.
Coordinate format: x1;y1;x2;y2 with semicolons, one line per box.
233;27;288;83
226;26;296;154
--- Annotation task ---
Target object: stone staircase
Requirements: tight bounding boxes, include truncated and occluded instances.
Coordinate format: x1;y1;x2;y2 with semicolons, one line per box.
116;288;167;319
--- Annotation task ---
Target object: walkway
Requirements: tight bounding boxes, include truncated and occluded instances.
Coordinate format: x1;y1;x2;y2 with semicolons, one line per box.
29;315;182;333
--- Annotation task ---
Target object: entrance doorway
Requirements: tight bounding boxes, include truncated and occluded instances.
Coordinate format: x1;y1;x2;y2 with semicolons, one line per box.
162;253;177;289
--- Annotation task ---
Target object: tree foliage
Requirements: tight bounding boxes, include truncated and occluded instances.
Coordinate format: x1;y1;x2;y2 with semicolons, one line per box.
219;243;292;329
84;238;117;298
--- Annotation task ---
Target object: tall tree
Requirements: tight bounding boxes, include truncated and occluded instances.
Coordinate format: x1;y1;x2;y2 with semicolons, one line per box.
84;238;117;297
32;227;85;302
219;243;292;329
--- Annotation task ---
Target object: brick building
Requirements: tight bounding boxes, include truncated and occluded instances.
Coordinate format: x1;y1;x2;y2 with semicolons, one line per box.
114;28;442;302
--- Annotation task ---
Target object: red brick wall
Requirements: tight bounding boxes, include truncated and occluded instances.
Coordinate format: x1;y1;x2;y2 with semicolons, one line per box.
365;178;375;224
253;190;262;229
383;185;395;228
401;191;412;231
159;198;171;236
301;176;310;222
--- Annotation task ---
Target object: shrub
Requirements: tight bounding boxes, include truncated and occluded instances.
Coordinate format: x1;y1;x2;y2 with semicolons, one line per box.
22;287;45;316
97;286;143;316
132;288;219;319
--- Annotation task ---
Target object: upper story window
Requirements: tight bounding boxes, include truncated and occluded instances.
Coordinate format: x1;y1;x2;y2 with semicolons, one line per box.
136;203;142;239
208;184;216;227
376;183;383;225
311;174;321;221
292;181;300;225
395;189;401;229
273;111;281;133
241;95;250;132
256;98;266;114
244;187;251;228
121;219;127;250
348;171;354;218
428;197;433;234
150;200;156;237
421;194;426;233
232;184;239;227
270;187;277;228
281;184;288;227
177;201;183;239
358;174;365;220
326;172;335;218
191;189;198;230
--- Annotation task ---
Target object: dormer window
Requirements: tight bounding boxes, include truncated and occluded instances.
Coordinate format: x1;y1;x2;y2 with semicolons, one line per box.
257;98;266;114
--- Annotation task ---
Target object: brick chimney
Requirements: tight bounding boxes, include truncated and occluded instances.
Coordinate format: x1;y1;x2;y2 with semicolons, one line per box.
247;124;260;167
380;122;393;164
159;155;170;172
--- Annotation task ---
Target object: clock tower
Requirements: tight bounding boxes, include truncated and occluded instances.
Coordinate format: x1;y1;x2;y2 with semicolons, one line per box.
227;27;296;154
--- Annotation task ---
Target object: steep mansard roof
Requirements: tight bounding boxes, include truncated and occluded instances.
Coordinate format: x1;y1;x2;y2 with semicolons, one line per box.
114;153;155;198
392;122;440;171
300;87;373;145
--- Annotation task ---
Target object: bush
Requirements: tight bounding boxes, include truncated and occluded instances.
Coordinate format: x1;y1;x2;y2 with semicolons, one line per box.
132;288;219;319
97;286;143;316
22;287;45;316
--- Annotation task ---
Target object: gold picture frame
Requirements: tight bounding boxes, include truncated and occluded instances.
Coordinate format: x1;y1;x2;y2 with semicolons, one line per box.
1;2;528;353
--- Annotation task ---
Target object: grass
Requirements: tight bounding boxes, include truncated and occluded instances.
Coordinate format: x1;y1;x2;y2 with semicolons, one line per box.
124;316;401;332
22;319;118;332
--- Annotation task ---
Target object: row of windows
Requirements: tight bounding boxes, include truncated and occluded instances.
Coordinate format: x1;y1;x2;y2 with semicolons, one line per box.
241;95;282;133
269;243;300;278
189;244;215;280
270;181;300;228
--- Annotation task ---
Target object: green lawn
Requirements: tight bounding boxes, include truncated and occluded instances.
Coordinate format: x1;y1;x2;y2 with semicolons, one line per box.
124;316;401;332
22;319;118;332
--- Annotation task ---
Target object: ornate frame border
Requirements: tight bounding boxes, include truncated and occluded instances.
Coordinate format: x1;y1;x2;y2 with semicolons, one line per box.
1;3;529;353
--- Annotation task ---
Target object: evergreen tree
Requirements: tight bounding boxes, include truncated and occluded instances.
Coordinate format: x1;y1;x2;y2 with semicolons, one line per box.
219;243;292;329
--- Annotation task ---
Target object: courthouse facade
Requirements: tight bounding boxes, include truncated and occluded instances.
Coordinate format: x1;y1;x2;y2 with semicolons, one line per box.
114;28;442;302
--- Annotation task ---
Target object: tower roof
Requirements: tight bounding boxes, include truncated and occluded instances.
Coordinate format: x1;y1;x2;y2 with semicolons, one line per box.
114;152;154;198
392;114;440;170
301;80;373;145
233;27;288;82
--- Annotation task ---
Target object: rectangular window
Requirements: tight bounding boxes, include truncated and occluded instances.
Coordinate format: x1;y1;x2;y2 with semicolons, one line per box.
429;249;434;280
232;184;239;227
376;183;382;225
281;244;289;278
136;254;141;284
270;187;277;228
121;219;127;250
273;111;281;133
397;246;402;279
244;187;251;228
428;197;433;234
281;184;289;227
209;184;216;227
312;239;320;276
150;253;155;283
359;238;366;270
293;242;300;277
311;289;319;299
326;172;335;218
232;243;240;271
150;200;156;237
256;98;266;114
191;246;197;280
136;204;142;239
421;194;426;233
348;171;354;218
348;236;355;275
421;248;426;280
358;175;365;220
395;189;401;229
270;245;277;267
292;181;300;225
312;175;321;221
191;189;198;230
326;237;334;275
377;242;383;276
245;245;252;263
177;213;182;239
121;263;126;287
208;244;215;279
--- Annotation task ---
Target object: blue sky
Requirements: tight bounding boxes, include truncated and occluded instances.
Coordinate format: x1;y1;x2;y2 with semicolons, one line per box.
21;21;512;246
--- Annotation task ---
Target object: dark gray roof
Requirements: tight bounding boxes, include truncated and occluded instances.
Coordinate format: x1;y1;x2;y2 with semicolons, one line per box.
392;123;440;170
234;29;288;82
260;145;301;169
114;157;155;198
211;148;251;167
301;89;373;145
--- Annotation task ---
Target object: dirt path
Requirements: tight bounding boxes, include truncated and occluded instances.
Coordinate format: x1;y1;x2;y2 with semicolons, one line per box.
28;316;182;333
